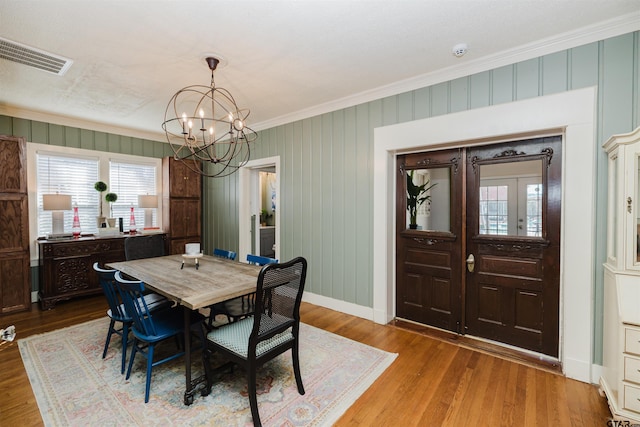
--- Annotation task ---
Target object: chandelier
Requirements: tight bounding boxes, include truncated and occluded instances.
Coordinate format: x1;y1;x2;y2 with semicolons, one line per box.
162;56;257;178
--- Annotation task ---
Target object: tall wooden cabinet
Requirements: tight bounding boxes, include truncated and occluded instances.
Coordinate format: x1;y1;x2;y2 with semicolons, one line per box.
0;135;31;314
162;157;202;254
601;127;640;422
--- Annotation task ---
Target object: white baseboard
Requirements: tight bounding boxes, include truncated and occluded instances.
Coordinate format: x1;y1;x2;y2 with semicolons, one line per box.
302;292;374;321
31;291;38;304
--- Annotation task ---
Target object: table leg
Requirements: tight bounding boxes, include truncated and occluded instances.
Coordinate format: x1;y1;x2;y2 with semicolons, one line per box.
182;307;207;405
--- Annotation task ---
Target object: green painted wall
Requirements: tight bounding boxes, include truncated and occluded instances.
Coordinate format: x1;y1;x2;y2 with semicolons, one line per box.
206;31;640;365
2;31;639;365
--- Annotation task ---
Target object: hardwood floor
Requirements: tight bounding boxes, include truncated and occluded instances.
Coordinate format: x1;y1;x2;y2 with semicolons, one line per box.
0;296;612;426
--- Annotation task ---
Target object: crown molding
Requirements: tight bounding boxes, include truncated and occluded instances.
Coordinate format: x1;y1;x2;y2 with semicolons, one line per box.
0;105;166;142
252;11;640;132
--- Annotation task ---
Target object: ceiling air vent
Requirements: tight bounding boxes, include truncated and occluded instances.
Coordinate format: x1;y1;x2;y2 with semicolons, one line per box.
0;37;72;75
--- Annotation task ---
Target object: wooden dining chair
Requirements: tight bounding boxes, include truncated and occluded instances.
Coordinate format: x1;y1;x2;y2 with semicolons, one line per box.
114;271;206;403
207;248;247;327
202;257;307;427
208;253;278;327
93;262;170;374
246;254;278;266
213;248;237;260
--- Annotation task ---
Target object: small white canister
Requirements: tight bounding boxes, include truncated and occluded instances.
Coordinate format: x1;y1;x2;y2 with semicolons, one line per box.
185;243;201;255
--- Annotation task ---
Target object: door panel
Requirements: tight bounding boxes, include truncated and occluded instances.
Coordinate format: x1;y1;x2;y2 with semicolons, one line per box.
465;136;561;356
396;149;463;333
396;136;561;357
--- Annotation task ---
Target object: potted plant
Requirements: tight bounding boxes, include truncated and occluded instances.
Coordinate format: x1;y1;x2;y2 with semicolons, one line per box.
406;170;436;230
260;209;273;226
105;192;118;227
94;181;107;227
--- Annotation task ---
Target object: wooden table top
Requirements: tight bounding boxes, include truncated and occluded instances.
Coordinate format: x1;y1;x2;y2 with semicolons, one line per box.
107;254;262;310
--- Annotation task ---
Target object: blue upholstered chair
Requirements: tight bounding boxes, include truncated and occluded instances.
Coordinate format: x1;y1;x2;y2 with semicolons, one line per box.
202;257;308;427
114;271;205;403
93;263;170;374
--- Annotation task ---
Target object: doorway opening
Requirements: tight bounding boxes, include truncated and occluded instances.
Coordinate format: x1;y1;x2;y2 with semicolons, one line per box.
238;156;280;263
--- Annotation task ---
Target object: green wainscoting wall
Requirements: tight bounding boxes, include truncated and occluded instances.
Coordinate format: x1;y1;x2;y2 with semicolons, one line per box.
1;30;639;365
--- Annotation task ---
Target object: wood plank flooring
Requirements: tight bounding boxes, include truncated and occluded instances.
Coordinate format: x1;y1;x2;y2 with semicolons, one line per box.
0;296;612;426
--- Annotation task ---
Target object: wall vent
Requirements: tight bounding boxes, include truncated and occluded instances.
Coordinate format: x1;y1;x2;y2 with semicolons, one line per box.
0;37;72;75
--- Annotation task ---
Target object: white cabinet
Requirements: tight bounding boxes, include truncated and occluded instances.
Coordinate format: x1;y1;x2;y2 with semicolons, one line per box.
601;127;640;422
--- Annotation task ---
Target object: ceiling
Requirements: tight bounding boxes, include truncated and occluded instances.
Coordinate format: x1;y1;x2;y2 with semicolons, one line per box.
0;0;639;142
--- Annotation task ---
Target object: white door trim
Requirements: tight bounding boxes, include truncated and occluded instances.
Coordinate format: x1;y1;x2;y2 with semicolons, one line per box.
373;87;597;383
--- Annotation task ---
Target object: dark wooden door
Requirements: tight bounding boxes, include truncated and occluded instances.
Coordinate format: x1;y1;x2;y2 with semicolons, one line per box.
395;136;562;357
396;149;463;333
464;136;561;356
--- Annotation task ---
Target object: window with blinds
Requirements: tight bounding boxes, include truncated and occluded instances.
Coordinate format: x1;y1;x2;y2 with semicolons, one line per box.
36;153;99;236
109;160;157;230
35;148;160;237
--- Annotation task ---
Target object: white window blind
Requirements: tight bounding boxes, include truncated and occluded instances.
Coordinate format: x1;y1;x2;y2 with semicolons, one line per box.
36;153;99;235
109;160;157;230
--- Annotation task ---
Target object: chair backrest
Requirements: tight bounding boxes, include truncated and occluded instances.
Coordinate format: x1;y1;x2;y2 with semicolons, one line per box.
93;262;128;320
213;248;237;260
246;254;278;266
114;271;159;337
124;234;165;261
251;257;307;343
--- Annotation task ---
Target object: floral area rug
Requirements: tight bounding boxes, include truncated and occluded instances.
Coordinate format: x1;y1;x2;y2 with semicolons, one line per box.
19;318;396;426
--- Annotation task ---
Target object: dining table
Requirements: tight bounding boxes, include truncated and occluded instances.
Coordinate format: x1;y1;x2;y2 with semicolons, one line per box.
107;253;262;405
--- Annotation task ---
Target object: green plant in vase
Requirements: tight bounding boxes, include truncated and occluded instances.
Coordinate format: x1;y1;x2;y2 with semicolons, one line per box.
406;170;436;230
94;181;107;227
105;192;118;227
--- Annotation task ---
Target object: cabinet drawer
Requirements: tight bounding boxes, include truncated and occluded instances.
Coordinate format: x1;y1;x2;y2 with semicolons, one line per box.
625;356;640;384
624;383;640;414
626;328;640;356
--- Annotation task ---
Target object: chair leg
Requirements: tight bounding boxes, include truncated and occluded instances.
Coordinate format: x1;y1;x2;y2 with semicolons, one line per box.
120;322;129;375
126;338;139;380
248;367;261;427
102;319;116;359
144;344;155;403
292;342;305;395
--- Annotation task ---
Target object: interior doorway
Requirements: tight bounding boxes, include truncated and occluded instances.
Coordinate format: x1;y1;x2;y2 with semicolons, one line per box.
396;136;562;357
238;156;280;263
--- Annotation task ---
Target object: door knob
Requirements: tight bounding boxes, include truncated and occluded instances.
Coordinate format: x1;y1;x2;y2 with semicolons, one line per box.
466;254;475;272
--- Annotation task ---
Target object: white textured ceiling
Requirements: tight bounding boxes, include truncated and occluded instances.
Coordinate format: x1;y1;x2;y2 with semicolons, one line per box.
0;0;639;141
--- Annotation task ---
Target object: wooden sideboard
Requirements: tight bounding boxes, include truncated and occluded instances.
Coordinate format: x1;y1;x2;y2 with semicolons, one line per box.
38;233;166;309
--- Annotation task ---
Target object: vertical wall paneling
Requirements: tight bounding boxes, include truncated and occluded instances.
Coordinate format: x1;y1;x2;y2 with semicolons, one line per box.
413;87;430;120
569;42;599;90
450;76;469;113
310;115;323;295
469;71;491;109
602;33;636;136
331;110;345;301
49;124;64;146
65;127;81;148
515;58;540;100
321;113;333;297
431;82;449;116
398;92;414;122
491;65;514;105
31;122;48;144
343;106;357;303
542;51;569;95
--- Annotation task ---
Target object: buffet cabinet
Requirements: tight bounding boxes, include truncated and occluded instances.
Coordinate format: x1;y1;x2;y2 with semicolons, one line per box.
38;234;165;309
601;127;640;422
0;135;31;315
162;157;202;255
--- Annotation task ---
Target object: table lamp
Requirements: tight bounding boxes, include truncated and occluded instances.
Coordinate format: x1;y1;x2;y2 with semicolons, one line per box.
43;193;72;237
138;194;157;228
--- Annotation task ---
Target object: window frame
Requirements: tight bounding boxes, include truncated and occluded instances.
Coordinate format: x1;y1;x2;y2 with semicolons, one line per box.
27;142;163;261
